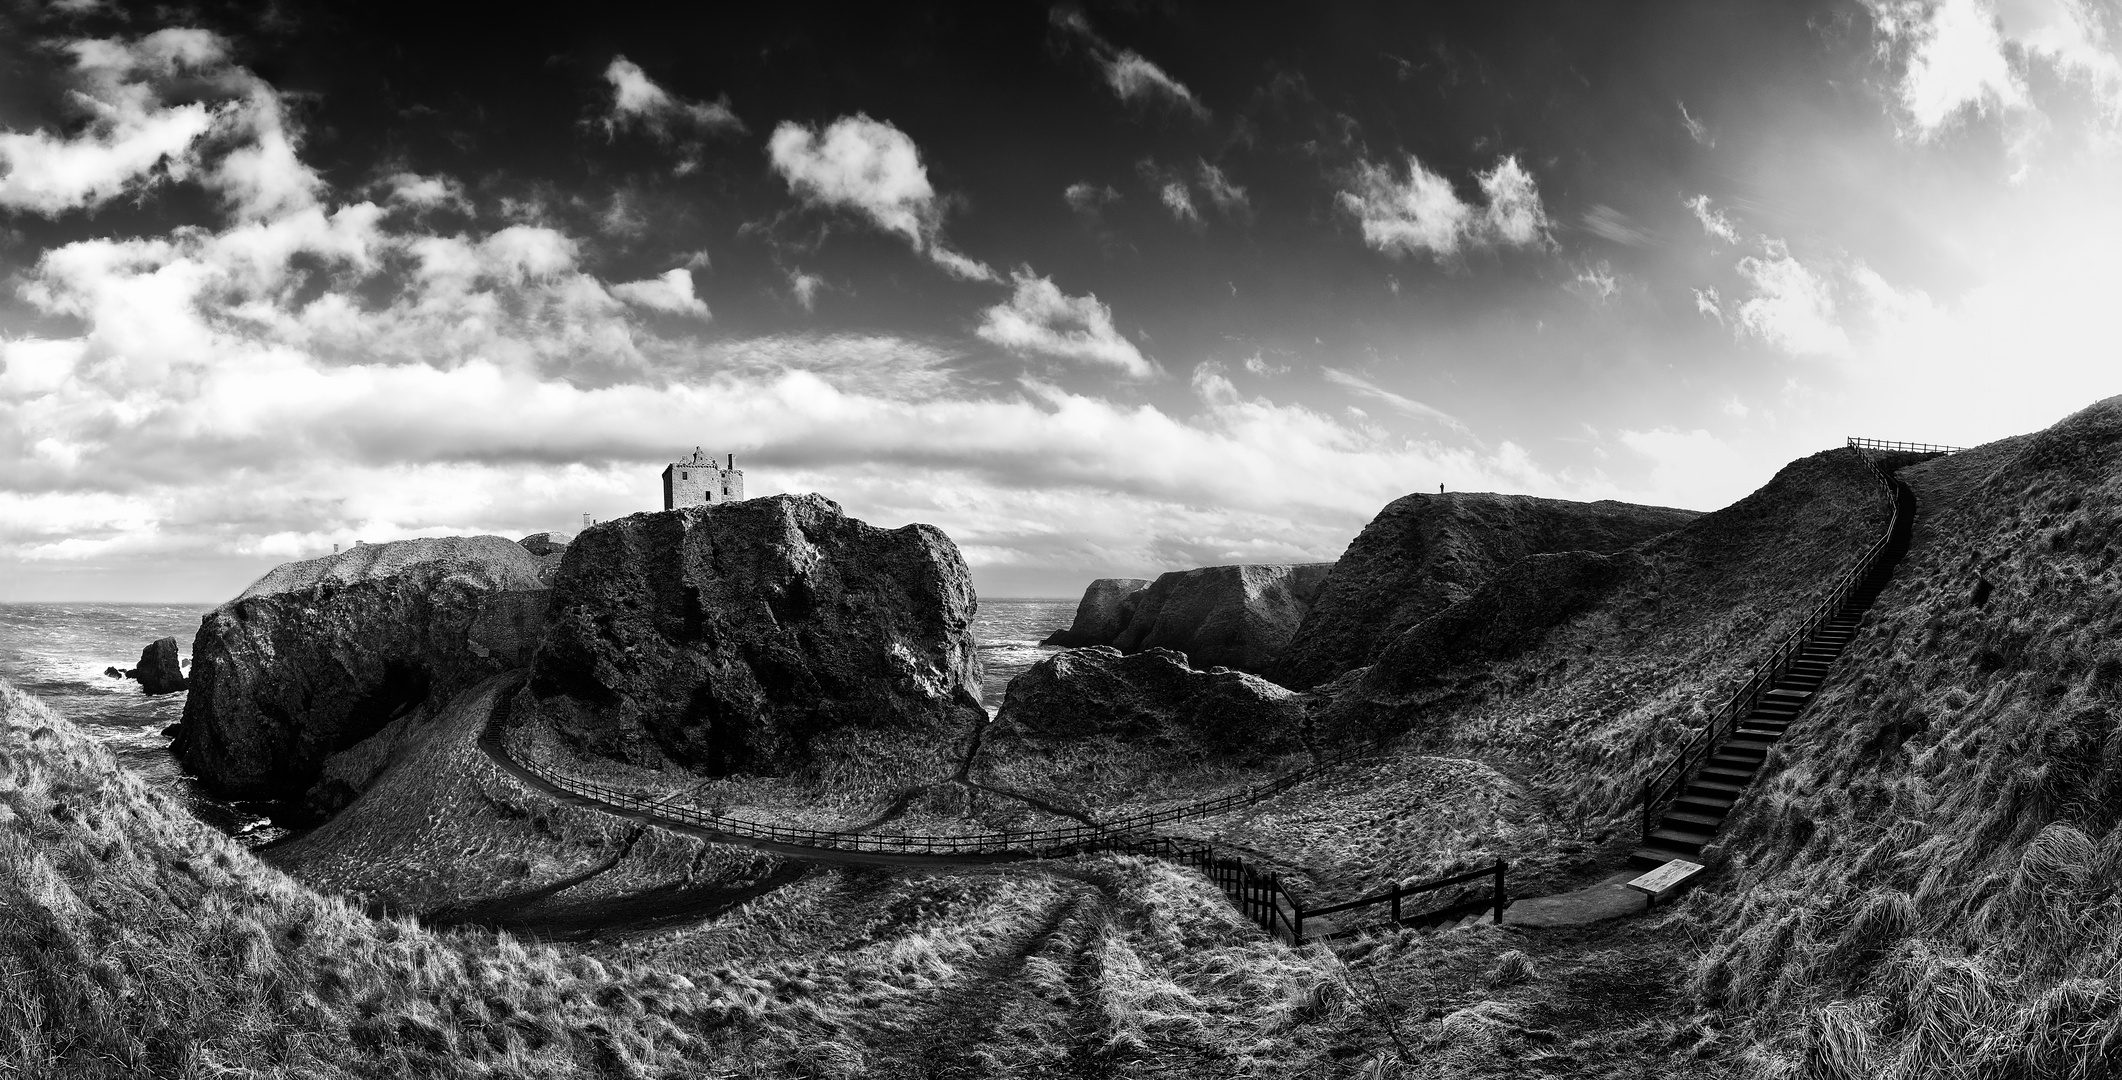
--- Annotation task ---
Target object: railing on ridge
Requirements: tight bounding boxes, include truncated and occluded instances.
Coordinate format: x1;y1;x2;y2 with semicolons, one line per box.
1630;438;1949;842
1846;437;1967;455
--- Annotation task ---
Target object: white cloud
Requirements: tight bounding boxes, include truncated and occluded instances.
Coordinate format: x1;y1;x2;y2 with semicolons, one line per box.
1571;263;1620;302
0;30;233;215
767;114;996;281
788;268;825;311
1476;156;1551;246
1678;101;1715;146
1694;286;1725;321
1158;180;1199;224
1320;368;1468;433
1583;204;1653;247
1734;242;1851;357
1338;153;1549;259
1197;161;1250;218
1684;194;1741;244
601;56;745;141
1243;352;1289;377
975;270;1153;377
1868;0;2029;135
1051;8;1209;120
383;172;469;212
1101;53;1208;118
612;268;709;319
1064;181;1118;212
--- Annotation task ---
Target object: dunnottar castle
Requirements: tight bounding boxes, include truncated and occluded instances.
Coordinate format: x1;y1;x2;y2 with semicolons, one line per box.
662;449;745;510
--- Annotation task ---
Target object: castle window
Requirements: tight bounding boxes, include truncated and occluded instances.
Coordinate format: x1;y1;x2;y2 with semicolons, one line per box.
681;471;689;479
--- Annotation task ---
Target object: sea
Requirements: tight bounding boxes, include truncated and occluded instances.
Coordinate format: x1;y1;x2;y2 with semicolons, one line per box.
0;597;1078;845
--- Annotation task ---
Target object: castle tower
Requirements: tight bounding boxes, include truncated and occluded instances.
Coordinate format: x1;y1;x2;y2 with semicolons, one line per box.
662;448;744;510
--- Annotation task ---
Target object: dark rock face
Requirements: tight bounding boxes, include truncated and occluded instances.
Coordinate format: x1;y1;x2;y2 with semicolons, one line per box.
177;536;555;802
1107;563;1336;675
129;637;189;695
1041;577;1153;646
1273;494;1699;689
521;493;984;777
517;531;573;557
993;646;1303;756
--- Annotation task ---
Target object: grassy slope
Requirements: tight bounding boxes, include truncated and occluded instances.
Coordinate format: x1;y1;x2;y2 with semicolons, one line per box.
1;680;1349;1078
1677;397;2122;1078
949;448;1882;921
1316;447;1888;823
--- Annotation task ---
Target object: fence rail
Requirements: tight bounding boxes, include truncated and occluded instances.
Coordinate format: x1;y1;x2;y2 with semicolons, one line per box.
1846;437;1967;454
1630;438;1948;840
513;733;1397;857
505;724;1507;943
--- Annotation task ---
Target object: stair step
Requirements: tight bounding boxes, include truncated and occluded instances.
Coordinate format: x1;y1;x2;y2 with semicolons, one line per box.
1719;742;1768;759
1709;754;1760;773
1699;766;1755;784
1629;845;1699;870
1649;828;1710;852
1726;737;1777;753
1676;795;1736;814
1687;778;1747;797
1664;810;1726;829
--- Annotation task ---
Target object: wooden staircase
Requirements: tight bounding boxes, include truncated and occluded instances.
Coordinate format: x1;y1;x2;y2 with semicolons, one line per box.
1628;574;1888;870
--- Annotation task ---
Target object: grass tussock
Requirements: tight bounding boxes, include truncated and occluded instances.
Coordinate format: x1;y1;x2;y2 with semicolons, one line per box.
1321;915;1733;1078
1676;397;2122;1078
3;677;1358;1077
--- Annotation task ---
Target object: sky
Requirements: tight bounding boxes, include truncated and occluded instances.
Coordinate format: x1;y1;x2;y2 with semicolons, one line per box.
2;0;2118;602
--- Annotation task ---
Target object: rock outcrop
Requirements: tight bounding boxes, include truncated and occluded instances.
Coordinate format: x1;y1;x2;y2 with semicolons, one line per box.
128;637;189;695
1273;494;1699;689
991;646;1303;757
519;493;985;777
177;536;556;803
1040;577;1153;647
1104;563;1335;675
517;531;572;557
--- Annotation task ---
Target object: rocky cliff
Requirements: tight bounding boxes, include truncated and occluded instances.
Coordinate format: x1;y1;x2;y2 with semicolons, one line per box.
1040;577;1153;646
517;531;572;557
1273;494;1699;689
519;493;985;777
1105;562;1335;675
127;636;189;695
176;536;556;803
991;646;1303;757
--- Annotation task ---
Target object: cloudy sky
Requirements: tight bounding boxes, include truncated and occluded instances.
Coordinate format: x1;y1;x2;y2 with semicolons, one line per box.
3;1;2117;601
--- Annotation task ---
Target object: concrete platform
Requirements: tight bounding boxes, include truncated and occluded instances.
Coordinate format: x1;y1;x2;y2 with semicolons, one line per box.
1501;871;1649;928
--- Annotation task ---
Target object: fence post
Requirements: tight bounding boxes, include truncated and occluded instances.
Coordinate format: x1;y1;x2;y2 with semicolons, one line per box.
1492;860;1509;924
1390;881;1401;925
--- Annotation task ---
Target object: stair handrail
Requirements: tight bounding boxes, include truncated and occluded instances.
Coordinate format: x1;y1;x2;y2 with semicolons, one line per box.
1630;439;1939;842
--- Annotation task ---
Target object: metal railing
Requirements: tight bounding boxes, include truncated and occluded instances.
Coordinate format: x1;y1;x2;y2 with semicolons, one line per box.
1631;438;1946;841
1847;437;1967;455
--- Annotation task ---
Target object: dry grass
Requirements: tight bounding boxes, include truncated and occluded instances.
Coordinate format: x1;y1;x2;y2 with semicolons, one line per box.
1314;447;1889;826
1318;914;1737;1078
1674;397;2122;1078
2;676;1355;1077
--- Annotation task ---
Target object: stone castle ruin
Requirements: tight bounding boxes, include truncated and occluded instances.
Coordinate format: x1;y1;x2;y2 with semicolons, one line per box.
662;449;745;510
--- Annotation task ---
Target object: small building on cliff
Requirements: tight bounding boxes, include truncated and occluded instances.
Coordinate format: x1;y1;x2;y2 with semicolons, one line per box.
662;449;745;510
